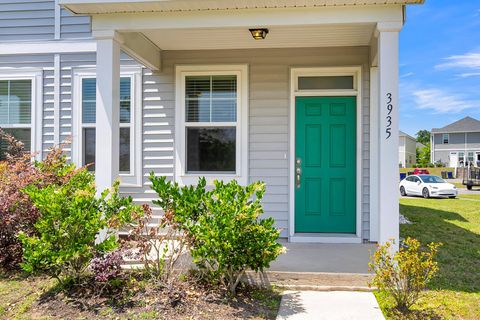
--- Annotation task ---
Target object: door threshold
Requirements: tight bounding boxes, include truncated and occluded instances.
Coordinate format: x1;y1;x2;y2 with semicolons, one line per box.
289;233;362;244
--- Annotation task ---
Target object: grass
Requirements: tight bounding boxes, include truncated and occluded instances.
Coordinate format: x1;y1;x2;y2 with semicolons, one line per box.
376;197;480;319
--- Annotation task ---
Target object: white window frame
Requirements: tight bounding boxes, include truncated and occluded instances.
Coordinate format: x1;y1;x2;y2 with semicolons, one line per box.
442;133;449;144
175;64;248;186
72;67;143;187
0;69;42;160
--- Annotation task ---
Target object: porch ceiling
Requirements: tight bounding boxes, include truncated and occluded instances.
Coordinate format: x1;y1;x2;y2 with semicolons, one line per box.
60;0;424;15
137;23;376;50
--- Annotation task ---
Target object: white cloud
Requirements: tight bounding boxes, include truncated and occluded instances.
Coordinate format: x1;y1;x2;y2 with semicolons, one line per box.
457;72;480;78
413;89;480;113
435;51;480;70
400;72;414;78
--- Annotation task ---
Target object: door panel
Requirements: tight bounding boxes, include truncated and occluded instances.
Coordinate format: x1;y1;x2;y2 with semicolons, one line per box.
295;96;356;233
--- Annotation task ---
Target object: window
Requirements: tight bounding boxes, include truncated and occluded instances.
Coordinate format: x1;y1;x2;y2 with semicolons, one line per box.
0;72;40;161
468;152;474;163
175;65;248;185
298;76;354;90
459;152;465;164
73;68;142;186
442;133;449;144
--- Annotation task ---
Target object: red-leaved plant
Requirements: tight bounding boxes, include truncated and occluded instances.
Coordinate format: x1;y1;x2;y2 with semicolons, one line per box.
0;129;76;270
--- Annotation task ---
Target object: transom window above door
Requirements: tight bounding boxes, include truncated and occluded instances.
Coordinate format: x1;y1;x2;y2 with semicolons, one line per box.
175;65;248;185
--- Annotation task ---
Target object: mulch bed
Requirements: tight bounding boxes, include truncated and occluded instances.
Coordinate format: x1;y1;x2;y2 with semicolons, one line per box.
26;274;281;319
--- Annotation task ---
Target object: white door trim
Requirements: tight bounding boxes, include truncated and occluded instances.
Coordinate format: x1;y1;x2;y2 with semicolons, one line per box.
288;66;363;243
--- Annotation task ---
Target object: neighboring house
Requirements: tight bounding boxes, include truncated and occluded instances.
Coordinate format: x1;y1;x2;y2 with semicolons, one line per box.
0;0;424;246
416;141;426;150
431;116;480;168
399;131;416;168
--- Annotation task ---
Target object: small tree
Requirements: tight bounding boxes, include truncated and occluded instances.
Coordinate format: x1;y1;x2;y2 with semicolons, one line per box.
369;238;441;312
19;171;140;286
0;130;75;271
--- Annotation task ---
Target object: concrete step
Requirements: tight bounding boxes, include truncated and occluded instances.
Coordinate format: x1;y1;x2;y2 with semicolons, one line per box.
244;271;374;292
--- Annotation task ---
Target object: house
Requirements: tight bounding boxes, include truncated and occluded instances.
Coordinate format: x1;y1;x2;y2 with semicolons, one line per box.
399;131;416;168
0;0;424;248
431;116;480;167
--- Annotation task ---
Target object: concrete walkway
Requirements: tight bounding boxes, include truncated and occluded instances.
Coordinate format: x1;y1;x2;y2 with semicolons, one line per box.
276;291;385;320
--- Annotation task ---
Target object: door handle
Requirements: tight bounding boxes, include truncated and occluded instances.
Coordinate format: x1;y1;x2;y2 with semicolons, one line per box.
296;158;302;188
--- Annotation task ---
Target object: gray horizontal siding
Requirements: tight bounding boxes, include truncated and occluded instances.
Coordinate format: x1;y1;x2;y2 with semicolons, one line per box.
1;46;371;240
0;1;92;42
60;8;91;39
0;0;55;41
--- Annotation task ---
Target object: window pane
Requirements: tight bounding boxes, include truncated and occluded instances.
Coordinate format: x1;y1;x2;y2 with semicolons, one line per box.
298;76;354;90
212;75;236;99
186;127;236;172
82;78;96;124
119;127;130;172
0;128;31;160
83;128;96;171
185;75;237;123
0;80;32;125
120;77;131;123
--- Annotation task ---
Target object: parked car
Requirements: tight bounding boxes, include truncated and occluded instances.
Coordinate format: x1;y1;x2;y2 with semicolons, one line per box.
399;174;457;199
413;168;430;175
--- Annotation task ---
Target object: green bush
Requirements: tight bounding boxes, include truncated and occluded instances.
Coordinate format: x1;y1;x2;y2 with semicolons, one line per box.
19;169;140;285
369;237;441;312
149;175;284;294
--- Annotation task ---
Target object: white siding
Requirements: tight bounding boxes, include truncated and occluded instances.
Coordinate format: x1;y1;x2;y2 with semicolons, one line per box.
60;8;91;39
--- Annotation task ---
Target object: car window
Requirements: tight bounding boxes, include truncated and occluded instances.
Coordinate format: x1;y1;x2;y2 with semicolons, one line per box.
412;176;419;183
406;176;413;182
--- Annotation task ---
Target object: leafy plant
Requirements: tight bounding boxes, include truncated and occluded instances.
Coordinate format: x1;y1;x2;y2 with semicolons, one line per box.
90;250;123;283
369;237;441;312
149;175;284;294
18;170;141;285
124;204;188;282
0;130;75;271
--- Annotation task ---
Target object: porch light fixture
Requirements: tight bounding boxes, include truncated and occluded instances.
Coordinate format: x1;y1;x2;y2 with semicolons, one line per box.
249;28;269;40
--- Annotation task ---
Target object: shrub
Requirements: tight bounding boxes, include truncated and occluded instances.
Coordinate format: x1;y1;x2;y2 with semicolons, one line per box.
124;204;188;282
90;249;123;283
18;171;141;285
149;175;284;294
369;237;441;312
0;130;75;271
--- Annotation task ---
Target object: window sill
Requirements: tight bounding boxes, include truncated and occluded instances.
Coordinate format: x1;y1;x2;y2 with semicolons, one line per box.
178;173;247;186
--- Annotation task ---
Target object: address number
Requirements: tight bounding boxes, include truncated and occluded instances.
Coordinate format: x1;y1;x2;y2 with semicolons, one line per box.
385;93;393;139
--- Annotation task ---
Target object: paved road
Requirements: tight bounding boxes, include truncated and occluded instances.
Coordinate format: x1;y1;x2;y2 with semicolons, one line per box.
277;291;384;320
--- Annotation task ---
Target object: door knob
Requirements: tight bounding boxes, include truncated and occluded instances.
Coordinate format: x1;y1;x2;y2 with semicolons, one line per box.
296;158;302;188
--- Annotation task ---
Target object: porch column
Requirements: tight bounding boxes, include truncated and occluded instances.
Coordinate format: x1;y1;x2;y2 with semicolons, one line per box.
376;22;401;247
95;33;120;195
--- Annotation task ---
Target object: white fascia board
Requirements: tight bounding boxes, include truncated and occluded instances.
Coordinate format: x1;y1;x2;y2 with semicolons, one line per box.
0;40;96;55
92;5;403;31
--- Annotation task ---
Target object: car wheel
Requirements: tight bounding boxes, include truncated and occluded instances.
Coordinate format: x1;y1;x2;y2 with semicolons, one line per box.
467;184;473;190
449;196;456;199
400;186;407;196
422;188;430;199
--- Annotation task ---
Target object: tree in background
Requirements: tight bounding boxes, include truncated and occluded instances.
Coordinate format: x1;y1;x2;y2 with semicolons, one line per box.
415;130;430;146
415;130;431;167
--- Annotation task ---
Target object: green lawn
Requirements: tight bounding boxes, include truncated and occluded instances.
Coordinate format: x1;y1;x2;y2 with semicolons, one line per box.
376;197;480;319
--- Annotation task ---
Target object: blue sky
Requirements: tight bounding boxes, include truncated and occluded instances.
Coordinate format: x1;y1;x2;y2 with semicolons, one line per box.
400;0;480;137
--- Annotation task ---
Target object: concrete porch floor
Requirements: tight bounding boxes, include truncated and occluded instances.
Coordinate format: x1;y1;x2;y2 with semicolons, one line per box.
270;241;375;274
245;241;377;291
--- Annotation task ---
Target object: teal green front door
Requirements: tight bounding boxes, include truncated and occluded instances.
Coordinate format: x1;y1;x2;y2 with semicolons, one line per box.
295;96;356;233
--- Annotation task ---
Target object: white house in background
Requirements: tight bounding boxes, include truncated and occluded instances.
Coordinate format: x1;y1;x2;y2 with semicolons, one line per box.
0;0;425;247
399;131;416;168
431;116;480;168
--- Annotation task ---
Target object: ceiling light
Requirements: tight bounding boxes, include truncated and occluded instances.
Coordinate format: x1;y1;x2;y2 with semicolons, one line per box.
249;28;269;40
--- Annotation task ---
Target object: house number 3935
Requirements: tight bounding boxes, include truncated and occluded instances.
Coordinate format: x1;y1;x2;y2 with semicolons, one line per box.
385;93;393;140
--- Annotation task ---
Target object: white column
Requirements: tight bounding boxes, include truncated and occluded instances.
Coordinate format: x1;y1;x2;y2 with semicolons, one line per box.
95;34;120;195
377;22;401;248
